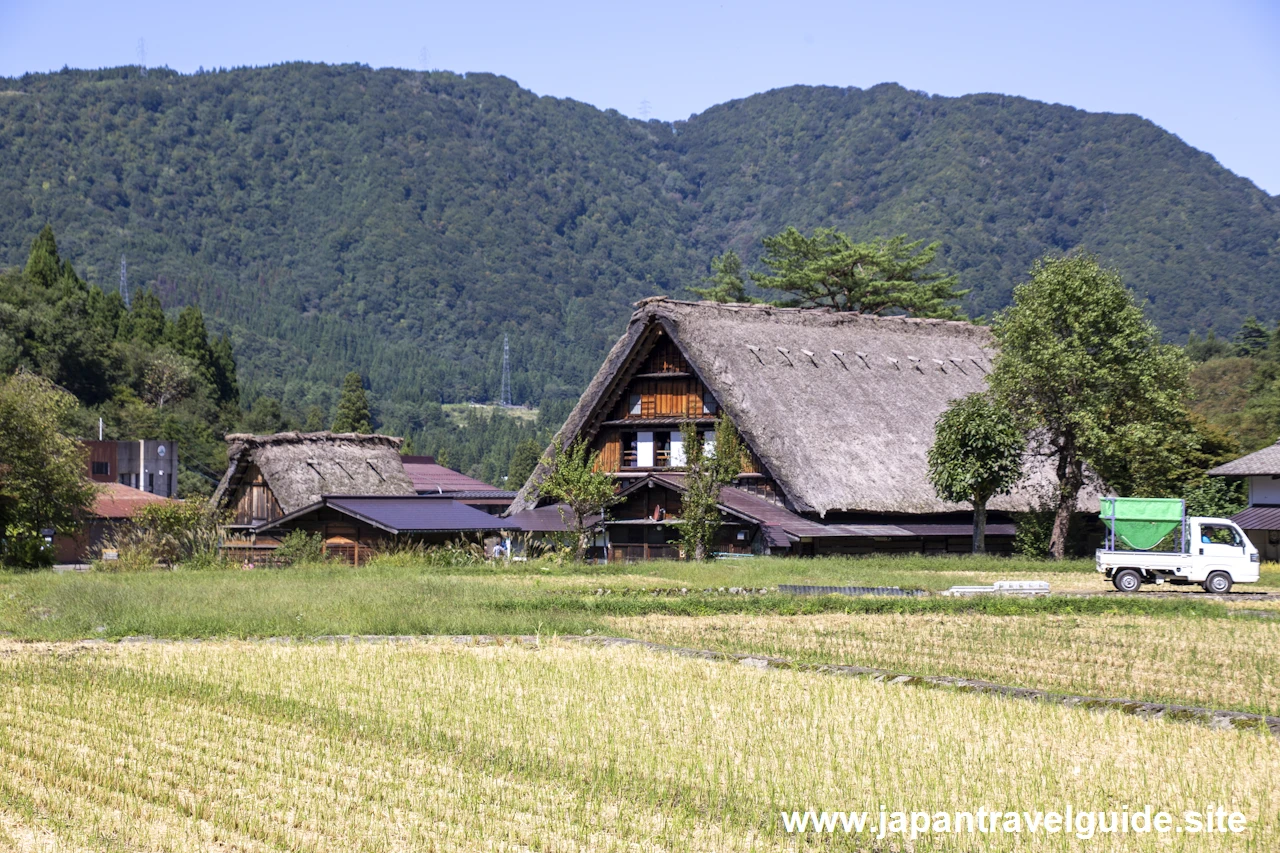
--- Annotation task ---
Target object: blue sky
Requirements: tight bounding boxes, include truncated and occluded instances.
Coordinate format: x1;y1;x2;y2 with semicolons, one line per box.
3;0;1278;193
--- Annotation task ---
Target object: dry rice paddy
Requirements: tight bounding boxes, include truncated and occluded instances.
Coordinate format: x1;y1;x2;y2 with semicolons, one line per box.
0;638;1277;851
610;612;1280;717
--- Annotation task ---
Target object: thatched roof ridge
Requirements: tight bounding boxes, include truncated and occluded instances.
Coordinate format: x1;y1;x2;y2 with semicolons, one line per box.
213;431;415;515
510;297;1089;516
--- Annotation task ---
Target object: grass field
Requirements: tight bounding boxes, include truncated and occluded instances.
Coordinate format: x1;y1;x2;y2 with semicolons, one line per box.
0;559;1236;642
2;639;1277;851
611;612;1280;716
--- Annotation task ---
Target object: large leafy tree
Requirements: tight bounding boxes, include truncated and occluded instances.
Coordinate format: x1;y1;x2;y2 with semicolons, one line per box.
331;371;373;433
927;393;1025;553
752;228;968;318
535;438;620;561
676;413;745;561
0;372;98;567
990;254;1190;558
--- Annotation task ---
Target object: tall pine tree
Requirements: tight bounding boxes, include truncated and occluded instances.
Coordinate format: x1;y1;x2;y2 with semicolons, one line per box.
210;334;240;406
171;305;217;389
331;371;373;433
23;226;62;289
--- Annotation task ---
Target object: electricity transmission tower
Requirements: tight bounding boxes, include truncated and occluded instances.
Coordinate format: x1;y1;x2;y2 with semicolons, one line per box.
119;254;131;308
499;334;513;407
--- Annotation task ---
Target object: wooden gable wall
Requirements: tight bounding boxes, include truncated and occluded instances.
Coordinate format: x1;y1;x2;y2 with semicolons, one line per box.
229;464;284;526
588;329;761;476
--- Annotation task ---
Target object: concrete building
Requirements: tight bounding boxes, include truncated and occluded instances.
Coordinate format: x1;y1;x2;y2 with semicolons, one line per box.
84;440;179;498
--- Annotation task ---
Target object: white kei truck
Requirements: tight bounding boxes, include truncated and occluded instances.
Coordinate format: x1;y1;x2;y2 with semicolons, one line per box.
1096;497;1260;594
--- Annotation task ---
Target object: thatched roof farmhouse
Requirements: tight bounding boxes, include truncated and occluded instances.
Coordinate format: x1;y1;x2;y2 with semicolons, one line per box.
214;432;515;564
214;432;415;526
510;298;1081;558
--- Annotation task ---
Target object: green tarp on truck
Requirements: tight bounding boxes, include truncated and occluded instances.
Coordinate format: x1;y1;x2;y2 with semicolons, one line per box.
1099;498;1185;551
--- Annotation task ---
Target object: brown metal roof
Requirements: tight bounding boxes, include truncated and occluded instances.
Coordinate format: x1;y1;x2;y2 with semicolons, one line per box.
92;482;176;519
1232;506;1280;530
401;456;500;493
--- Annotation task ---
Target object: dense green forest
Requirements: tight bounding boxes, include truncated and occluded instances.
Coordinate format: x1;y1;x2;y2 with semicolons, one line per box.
0;226;240;495
1187;321;1280;454
0;227;560;491
1;63;1276;420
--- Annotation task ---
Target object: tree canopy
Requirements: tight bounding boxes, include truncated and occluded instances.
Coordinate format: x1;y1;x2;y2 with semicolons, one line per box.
0;372;98;567
990;254;1192;558
0;226;243;498
752;229;968;317
2;66;1275;418
927;393;1025;553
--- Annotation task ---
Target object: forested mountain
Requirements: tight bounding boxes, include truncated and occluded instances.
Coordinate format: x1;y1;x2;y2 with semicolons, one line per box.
1;63;1277;426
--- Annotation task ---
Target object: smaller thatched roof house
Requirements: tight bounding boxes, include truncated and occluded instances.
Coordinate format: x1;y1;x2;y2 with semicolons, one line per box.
213;432;415;529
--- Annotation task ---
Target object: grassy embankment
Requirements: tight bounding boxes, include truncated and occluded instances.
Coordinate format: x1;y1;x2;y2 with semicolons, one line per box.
1;639;1277;851
0;555;1247;642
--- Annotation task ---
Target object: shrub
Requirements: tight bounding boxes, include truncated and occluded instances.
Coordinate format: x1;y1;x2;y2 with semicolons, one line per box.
272;530;326;566
94;540;160;573
132;502;222;566
0;536;55;571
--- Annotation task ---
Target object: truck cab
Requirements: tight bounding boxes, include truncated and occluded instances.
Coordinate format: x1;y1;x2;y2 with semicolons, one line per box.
1184;517;1260;586
1096;498;1261;593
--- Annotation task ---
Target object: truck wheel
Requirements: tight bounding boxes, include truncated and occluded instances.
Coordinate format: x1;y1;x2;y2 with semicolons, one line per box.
1203;572;1233;594
1113;569;1142;593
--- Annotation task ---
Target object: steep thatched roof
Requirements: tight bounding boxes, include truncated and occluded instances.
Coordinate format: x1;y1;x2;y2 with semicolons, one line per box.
212;432;415;515
1208;440;1280;477
510;298;1090;516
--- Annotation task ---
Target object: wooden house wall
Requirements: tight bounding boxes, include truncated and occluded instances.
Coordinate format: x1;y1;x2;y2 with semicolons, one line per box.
230;464;284;526
595;429;621;473
612;379;710;420
642;338;689;374
612;484;684;520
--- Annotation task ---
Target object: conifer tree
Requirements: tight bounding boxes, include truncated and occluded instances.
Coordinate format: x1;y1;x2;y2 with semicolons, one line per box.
752;228;968;318
332;371;373;433
120;290;168;343
23;225;62;289
506;438;542;486
210;334;240;406
172;306;217;389
689;251;755;303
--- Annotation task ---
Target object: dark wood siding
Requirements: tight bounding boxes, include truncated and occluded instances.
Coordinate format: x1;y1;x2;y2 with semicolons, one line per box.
231;465;283;526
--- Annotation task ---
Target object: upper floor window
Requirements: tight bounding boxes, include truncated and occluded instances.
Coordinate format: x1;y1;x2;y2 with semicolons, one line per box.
92;461;110;476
